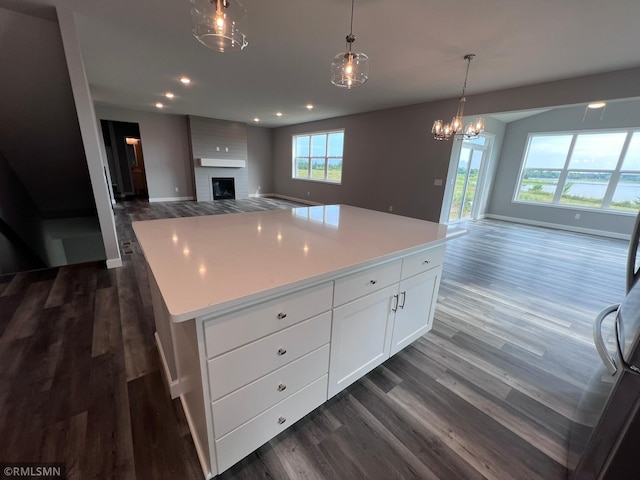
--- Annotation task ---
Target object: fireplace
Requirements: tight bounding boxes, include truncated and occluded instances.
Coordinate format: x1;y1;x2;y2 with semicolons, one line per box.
212;177;236;200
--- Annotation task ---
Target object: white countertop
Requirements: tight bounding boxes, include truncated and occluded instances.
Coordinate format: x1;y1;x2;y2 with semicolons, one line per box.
133;205;448;322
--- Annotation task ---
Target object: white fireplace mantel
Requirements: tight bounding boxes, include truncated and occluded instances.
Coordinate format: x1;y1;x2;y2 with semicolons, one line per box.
199;158;246;168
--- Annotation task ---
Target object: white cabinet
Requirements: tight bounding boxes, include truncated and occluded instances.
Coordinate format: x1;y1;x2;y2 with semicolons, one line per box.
328;285;397;398
207;312;331;400
333;260;402;307
328;245;445;398
215;375;328;473
139;205;451;479
155;245;445;477
390;266;442;356
202;283;333;474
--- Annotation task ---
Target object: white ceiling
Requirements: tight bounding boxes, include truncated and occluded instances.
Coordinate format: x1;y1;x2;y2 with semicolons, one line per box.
3;0;640;127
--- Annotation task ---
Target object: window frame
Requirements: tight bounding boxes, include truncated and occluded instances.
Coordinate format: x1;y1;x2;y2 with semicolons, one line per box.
291;129;344;184
513;128;640;214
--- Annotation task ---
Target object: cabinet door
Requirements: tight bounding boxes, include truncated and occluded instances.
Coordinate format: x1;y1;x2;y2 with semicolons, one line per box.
390;266;442;357
328;284;397;398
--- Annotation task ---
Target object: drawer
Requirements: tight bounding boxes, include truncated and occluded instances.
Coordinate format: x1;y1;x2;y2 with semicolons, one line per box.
400;245;445;280
215;375;328;473
204;282;333;358
333;259;402;307
208;311;331;401
212;344;329;439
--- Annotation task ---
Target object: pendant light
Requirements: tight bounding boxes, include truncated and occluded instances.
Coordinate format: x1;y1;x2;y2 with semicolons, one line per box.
191;0;248;53
331;0;369;89
432;54;484;141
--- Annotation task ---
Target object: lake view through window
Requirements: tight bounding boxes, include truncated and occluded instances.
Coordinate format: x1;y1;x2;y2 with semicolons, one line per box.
516;130;640;212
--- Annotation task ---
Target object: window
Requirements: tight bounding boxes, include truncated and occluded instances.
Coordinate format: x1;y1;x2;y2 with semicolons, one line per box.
516;130;640;212
292;130;344;183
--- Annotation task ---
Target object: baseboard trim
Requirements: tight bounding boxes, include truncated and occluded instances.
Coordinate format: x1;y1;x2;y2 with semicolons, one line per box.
154;332;183;399
485;214;630;240
106;257;123;269
180;394;213;479
148;196;194;203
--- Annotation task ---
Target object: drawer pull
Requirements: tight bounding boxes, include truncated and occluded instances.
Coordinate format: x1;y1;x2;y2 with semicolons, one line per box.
422;260;430;265
399;291;406;309
277;383;287;392
277;312;287;319
278;416;287;425
369;280;377;285
277;348;287;356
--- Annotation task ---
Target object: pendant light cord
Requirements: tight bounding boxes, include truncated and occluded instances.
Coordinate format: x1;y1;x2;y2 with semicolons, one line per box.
349;0;355;36
345;0;356;51
461;56;472;98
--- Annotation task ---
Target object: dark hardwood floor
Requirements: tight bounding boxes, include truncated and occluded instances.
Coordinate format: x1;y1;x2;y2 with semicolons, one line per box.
0;198;629;479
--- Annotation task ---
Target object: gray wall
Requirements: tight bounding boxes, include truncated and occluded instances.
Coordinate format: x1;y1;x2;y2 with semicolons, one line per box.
95;105;194;201
0;6;97;216
488;100;640;236
272;66;640;231
247;125;273;195
273;104;452;222
93;109;275;203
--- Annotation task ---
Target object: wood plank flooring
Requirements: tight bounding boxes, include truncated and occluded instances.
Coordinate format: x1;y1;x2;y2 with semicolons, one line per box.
0;198;629;480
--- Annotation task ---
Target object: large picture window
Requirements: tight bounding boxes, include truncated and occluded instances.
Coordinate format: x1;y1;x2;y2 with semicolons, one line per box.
292;130;344;183
516;130;640;212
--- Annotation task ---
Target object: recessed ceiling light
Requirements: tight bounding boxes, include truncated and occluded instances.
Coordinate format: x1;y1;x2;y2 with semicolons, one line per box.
165;92;175;99
155;102;164;109
276;112;283;117
587;101;606;109
253;118;260;122
306;104;314;110
180;77;191;85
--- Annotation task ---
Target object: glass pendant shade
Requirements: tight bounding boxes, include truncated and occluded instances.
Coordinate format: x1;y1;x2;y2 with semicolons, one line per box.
450;116;464;133
191;0;248;52
331;50;369;88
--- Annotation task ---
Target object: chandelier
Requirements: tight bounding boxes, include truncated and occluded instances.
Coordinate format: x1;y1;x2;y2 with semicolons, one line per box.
331;0;369;89
432;54;484;141
191;0;248;53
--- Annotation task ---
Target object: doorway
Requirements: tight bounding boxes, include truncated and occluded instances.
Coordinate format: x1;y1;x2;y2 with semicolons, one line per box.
448;135;492;223
100;120;149;199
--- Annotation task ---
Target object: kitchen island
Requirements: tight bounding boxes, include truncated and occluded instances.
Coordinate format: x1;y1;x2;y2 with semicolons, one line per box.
133;204;448;478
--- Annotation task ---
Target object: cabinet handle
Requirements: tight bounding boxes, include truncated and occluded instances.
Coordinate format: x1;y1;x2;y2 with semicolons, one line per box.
277;383;287;392
278;416;287;425
369;280;377;285
392;294;399;312
422;260;430;265
399;291;406;309
277;348;287;356
277;312;287;319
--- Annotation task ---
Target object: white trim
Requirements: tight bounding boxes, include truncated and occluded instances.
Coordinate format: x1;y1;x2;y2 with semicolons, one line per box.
256;193;323;206
180;394;214;479
106;258;123;269
148;196;194;203
199;158;246;168
485;214;631;240
154;332;183;399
